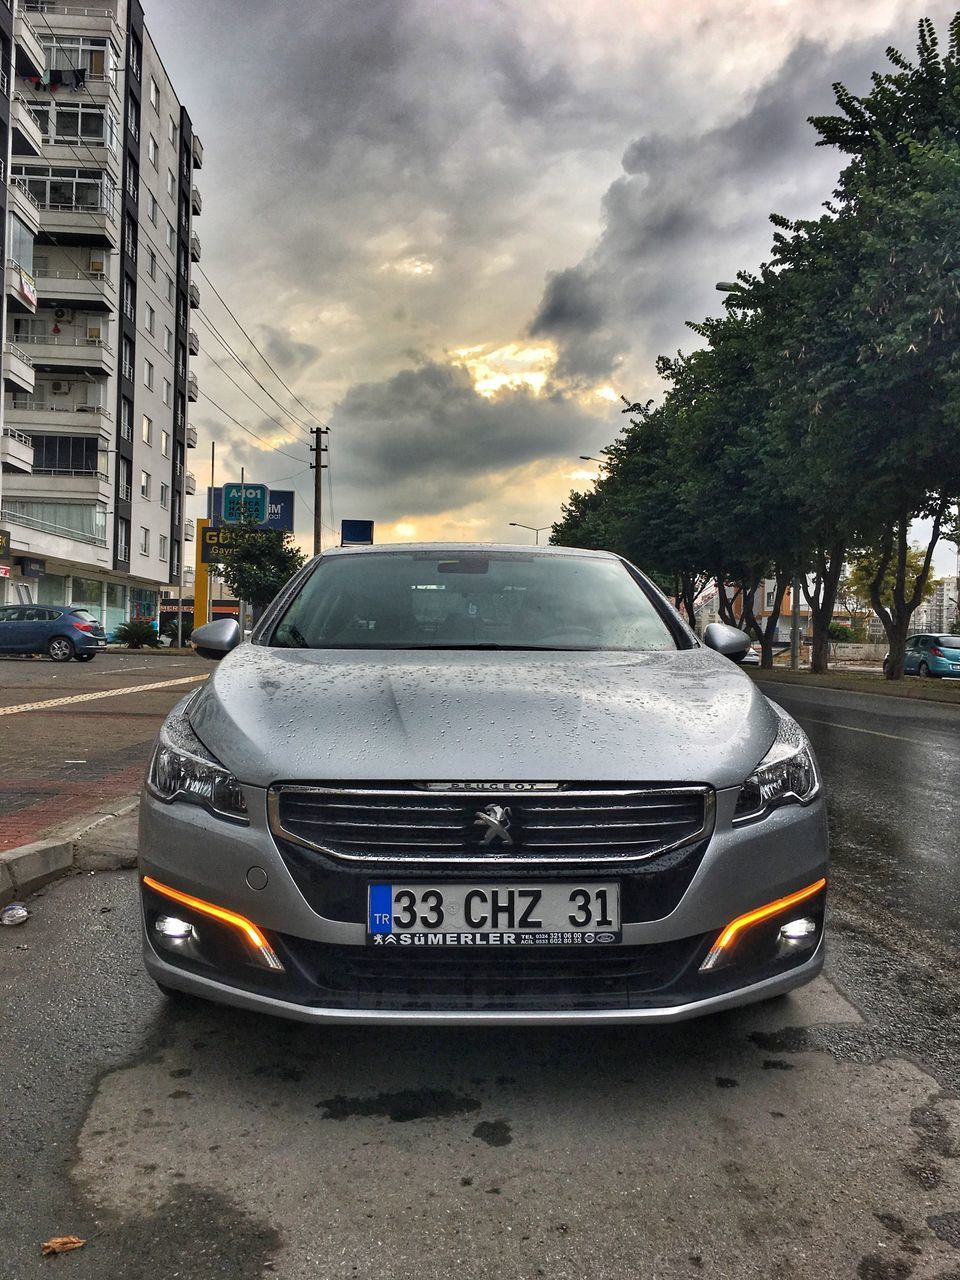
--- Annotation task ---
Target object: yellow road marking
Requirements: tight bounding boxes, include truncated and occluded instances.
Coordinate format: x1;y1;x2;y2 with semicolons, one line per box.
0;674;206;718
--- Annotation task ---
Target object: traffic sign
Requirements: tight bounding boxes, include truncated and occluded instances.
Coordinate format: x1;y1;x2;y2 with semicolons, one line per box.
222;482;268;524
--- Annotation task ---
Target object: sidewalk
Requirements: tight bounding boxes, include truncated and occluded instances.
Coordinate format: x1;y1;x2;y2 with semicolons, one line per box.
0;799;139;907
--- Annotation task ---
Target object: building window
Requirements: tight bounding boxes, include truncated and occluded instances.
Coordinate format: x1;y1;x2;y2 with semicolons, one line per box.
146;191;157;224
150;77;160;113
123;274;135;321
139;526;150;556
144;302;155;334
161;429;170;457
162;379;172;406
140;470;150;498
168;115;178;147
122;336;134;382
160;482;169;509
167;168;175;199
41;33;120;85
120;396;133;441
127;96;140;140
172;540;181;576
129;31;141;81
13;162;117;217
125;154;138;201
163;325;172;355
118;456;132;500
117;516;130;561
165;220;175;251
148;248;157;280
142;414;152;445
124;212;137;260
765;590;774;608
144;359;154;389
148;134;158;168
159;534;168;560
167;275;175;304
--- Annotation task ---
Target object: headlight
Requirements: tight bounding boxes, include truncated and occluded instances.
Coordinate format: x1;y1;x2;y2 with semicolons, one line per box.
147;695;249;823
734;705;819;822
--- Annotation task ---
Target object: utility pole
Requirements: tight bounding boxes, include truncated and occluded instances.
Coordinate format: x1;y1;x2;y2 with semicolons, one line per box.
310;426;329;556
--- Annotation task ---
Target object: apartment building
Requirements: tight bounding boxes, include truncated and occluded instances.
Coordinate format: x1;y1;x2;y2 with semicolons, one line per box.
0;0;200;630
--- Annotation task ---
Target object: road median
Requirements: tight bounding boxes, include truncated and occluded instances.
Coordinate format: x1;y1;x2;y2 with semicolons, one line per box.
748;666;960;704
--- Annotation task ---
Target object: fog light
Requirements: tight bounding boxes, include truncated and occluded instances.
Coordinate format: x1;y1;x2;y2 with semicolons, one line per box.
155;915;194;941
778;917;817;945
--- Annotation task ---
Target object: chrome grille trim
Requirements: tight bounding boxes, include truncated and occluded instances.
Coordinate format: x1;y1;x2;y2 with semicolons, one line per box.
268;784;715;867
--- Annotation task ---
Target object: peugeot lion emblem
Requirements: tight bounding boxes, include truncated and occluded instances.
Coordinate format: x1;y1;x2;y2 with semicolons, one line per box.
473;803;513;847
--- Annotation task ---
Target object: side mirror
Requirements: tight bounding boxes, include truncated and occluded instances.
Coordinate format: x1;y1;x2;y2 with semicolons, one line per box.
703;622;752;662
190;618;242;661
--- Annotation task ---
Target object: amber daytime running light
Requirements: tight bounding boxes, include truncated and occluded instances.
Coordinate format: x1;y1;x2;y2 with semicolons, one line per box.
699;878;827;971
143;876;284;971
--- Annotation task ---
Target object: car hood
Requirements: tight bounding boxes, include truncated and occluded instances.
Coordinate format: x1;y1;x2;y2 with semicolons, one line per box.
188;645;779;790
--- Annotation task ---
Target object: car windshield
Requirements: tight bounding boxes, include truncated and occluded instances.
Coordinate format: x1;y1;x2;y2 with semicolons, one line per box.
270;551;679;651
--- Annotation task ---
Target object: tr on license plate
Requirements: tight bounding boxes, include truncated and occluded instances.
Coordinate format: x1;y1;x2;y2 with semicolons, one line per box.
367;882;621;946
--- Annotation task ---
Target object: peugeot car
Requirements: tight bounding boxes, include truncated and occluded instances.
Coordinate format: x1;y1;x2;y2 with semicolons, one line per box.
139;544;828;1024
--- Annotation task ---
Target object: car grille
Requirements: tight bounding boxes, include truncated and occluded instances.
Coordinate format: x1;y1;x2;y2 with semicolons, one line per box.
273;933;712;1011
268;784;713;866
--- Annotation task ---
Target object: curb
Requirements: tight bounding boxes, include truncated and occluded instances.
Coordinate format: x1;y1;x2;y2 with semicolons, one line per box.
0;797;139;907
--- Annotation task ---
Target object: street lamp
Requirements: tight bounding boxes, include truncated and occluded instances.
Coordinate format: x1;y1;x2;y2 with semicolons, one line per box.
579;455;609;466
509;522;551;545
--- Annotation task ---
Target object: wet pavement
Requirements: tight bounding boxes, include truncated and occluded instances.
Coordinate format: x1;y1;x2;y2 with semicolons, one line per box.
1;680;959;1278
0;653;209;850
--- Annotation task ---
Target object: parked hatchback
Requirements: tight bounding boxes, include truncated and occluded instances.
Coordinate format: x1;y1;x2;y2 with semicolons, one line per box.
0;604;107;661
140;544;828;1025
884;633;960;678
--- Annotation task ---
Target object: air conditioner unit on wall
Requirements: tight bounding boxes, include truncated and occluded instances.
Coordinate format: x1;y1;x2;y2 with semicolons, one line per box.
51;381;71;394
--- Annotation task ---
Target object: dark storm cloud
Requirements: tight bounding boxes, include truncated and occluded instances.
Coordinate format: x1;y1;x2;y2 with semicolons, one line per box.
257;324;322;374
330;361;606;521
528;36;909;384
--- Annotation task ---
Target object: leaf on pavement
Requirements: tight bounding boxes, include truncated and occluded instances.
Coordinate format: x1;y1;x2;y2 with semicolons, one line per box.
40;1235;87;1256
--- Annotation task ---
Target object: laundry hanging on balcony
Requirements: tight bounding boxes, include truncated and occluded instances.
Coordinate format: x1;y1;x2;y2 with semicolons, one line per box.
23;68;86;92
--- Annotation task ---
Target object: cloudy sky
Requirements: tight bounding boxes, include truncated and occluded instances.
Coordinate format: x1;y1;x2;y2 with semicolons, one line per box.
147;0;957;569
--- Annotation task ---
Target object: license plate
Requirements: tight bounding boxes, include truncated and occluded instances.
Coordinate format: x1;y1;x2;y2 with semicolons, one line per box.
367;882;621;947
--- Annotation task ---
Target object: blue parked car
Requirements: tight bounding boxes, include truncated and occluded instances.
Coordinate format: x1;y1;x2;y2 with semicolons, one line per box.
884;633;960;678
0;604;107;662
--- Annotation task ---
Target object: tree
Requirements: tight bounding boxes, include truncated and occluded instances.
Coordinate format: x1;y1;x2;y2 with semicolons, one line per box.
847;542;936;669
211;522;306;615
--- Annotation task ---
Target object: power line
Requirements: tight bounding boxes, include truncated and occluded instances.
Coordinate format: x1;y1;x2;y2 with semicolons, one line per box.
195;263;333;429
195;308;313;437
196;390;308;464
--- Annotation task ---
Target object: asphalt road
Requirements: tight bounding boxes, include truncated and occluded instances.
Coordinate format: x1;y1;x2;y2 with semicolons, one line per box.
0;652;210;850
1;680;960;1279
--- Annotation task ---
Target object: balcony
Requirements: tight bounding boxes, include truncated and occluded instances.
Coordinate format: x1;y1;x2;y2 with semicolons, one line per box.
183;517;195;541
184;470;196;495
3;467;111;504
6;259;38;315
3;342;35;394
188;280;200;309
11;95;44;158
189;232;201;263
21;5;124;54
9;179;41;237
0;504;108;551
186;424;197;448
36;202;119;251
188;328;199;355
187;371;198;402
34;266;115;313
191;184;202;216
1;428;34;474
13;335;115;378
5;397;112;437
13;10;44;78
192;134;203;169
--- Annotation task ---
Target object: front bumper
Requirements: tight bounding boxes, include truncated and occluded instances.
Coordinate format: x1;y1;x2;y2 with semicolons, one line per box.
139;782;829;1024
